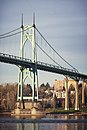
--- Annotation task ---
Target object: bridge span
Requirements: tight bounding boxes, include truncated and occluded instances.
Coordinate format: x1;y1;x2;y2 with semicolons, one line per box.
0;53;87;82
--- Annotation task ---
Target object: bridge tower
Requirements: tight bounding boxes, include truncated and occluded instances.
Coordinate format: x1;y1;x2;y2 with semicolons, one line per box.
17;14;38;103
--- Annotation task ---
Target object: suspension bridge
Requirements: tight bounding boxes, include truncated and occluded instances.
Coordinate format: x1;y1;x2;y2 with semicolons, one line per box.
0;15;87;103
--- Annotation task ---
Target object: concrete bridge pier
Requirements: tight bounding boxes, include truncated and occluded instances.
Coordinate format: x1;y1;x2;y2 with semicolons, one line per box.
64;78;79;110
75;80;79;110
82;81;87;107
65;77;69;110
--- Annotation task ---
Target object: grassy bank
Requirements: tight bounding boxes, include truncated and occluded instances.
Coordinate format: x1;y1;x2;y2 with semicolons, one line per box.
81;107;87;113
45;107;87;115
45;108;80;114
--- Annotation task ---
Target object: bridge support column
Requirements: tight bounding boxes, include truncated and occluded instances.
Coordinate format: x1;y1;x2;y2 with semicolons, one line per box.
17;14;38;103
32;14;38;101
65;77;69;110
82;81;85;107
75;81;79;110
31;15;38;101
32;69;36;101
18;68;24;101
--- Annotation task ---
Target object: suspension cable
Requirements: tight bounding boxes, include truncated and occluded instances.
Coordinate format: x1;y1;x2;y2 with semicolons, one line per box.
0;31;21;39
0;27;21;37
36;42;62;68
0;26;32;39
35;27;78;72
0;25;78;72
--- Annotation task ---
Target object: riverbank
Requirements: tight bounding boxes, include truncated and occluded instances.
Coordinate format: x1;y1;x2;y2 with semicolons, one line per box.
0;111;11;115
1;108;87;116
45;108;87;116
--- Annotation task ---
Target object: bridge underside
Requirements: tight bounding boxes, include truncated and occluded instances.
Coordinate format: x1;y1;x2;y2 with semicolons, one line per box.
0;53;87;82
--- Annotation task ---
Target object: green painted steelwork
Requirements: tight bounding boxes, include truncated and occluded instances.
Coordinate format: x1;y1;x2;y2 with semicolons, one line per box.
17;14;38;102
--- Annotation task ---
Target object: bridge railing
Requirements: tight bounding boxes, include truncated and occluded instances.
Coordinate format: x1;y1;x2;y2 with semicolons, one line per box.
0;52;78;74
0;53;32;63
37;61;78;73
1;53;87;81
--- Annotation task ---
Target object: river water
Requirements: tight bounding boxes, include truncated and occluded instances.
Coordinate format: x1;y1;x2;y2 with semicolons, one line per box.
0;114;87;130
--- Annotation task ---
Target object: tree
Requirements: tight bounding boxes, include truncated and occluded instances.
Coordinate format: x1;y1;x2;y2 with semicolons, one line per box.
40;83;45;88
51;93;57;109
40;83;46;91
46;82;50;90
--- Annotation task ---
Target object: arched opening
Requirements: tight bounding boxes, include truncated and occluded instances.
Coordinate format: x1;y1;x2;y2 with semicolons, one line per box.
69;84;75;108
82;83;87;107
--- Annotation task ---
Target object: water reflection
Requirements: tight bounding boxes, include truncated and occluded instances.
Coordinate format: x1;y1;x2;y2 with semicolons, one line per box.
17;123;24;130
0;122;87;130
17;123;39;130
0;115;87;130
16;122;87;130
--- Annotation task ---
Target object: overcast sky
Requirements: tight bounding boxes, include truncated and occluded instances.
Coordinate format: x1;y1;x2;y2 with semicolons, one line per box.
0;0;87;86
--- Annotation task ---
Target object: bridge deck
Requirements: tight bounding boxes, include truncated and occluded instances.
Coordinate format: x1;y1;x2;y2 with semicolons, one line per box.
0;53;87;81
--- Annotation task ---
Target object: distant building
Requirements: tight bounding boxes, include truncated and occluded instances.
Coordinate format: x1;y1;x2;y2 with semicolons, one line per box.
53;79;64;91
53;79;65;99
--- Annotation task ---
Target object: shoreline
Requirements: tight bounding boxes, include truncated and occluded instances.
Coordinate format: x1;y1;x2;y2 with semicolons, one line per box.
0;111;87;116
